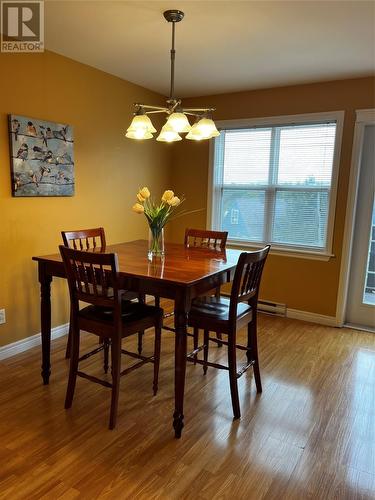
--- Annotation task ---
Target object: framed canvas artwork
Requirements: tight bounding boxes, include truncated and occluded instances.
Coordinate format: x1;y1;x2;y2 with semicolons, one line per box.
8;114;74;197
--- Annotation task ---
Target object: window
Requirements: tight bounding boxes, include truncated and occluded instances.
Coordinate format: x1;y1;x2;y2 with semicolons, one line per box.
209;112;343;258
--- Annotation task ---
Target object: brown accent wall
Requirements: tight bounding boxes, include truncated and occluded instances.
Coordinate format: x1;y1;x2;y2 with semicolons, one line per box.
169;77;375;317
0;50;170;347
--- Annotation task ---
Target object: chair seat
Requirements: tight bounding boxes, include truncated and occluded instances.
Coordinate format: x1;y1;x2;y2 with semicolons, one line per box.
188;296;252;332
122;290;139;302
78;302;162;337
80;302;159;323
98;288;139;301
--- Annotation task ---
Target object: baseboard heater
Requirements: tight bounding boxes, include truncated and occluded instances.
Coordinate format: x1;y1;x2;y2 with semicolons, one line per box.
221;292;286;317
258;300;286;317
146;295;286;317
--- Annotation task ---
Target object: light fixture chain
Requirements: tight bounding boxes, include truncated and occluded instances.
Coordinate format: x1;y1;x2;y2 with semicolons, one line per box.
170;21;176;100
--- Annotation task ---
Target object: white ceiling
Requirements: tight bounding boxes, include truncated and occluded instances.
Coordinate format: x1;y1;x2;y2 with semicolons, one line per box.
45;0;375;97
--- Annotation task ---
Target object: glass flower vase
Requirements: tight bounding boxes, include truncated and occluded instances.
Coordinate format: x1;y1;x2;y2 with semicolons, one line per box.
148;227;165;260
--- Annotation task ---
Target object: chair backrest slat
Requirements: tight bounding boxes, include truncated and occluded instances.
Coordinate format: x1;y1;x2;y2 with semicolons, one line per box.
59;245;120;310
184;228;228;252
229;246;270;322
62;228;106;252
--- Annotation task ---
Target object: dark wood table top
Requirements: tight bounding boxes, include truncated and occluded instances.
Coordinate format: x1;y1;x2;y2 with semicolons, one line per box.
33;239;242;286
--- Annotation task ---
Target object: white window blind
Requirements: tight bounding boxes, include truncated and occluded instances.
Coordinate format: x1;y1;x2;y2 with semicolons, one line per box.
211;115;341;255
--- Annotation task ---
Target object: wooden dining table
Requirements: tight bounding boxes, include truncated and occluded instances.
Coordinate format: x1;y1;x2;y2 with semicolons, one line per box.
32;239;242;437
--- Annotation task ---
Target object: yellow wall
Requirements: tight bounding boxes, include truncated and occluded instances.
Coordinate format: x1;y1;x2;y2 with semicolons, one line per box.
169;77;375;317
0;50;170;347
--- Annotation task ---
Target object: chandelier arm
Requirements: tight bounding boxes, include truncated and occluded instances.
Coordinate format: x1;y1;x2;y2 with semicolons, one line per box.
182;108;216;112
183;111;205;117
134;104;169;112
144;109;169;115
168;99;180;112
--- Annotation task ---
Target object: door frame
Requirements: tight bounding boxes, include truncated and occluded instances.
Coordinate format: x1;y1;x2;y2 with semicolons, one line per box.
336;109;375;326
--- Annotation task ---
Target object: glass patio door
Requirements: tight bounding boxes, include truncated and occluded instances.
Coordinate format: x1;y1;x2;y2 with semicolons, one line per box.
346;125;375;330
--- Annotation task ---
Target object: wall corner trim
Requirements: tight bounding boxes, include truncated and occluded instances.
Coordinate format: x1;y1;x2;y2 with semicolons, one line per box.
0;323;69;361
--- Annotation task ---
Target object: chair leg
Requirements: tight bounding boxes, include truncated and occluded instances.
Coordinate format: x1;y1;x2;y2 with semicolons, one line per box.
193;327;199;365
109;336;121;430
214;287;223;348
203;329;209;375
65;323;80;409
153;321;162;396
216;332;223;348
103;339;109;374
228;340;241;419
137;331;144;355
138;294;145;355
65;321;72;359
155;296;160;308
248;318;262;393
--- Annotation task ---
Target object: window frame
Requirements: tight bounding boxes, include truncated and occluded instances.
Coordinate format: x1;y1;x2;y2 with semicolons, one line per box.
207;111;345;261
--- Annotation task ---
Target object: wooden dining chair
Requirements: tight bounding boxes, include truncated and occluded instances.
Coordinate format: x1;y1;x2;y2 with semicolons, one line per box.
59;245;163;430
184;228;228;349
141;227;229;358
62;227;107;251
186;246;270;419
184;228;228;252
62;228;143;359
157;228;228;354
155;228;228;312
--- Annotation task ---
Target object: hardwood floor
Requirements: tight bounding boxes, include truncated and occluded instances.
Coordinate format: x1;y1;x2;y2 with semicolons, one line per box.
1;301;375;499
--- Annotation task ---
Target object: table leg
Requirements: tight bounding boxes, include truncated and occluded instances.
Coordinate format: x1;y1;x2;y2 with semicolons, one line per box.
39;263;52;385
173;294;188;438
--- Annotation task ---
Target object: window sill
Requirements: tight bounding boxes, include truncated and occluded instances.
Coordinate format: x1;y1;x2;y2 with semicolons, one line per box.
227;240;334;261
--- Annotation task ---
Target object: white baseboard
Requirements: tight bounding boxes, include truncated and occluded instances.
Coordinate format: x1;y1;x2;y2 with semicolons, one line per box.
0;323;69;361
225;292;338;327
286;308;338;327
0;304;340;362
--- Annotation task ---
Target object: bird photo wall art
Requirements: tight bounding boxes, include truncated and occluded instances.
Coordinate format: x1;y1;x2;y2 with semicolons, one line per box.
8;114;74;197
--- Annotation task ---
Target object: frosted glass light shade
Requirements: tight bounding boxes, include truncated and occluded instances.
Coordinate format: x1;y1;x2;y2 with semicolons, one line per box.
125;130;153;140
127;114;157;134
156;122;182;142
185;130;204;141
208;128;220;138
166;112;191;133
195;118;220;138
156;129;182;142
186;122;205;141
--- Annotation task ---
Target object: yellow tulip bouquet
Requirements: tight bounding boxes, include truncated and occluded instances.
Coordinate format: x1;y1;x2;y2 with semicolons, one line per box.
132;187;184;257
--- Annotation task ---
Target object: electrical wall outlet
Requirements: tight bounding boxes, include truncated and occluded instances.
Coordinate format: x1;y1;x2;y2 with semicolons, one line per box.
0;309;6;325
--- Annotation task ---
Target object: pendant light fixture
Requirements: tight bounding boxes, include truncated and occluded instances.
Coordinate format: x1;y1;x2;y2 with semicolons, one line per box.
125;10;220;143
